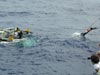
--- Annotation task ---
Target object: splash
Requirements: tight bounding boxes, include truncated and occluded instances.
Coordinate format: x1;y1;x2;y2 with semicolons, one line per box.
72;32;81;37
16;37;39;47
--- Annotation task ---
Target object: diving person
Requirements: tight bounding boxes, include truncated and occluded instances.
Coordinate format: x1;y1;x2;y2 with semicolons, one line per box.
81;27;97;37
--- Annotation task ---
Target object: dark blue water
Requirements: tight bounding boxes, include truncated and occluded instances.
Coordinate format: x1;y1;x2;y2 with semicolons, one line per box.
0;0;100;75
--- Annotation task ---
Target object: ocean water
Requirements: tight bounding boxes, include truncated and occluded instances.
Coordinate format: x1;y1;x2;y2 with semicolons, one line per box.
0;0;100;75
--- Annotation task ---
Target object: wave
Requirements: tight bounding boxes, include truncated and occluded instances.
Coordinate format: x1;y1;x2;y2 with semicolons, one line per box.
47;38;99;53
0;11;33;17
7;11;33;16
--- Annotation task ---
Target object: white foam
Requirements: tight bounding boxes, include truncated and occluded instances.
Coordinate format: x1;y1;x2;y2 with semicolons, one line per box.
72;32;81;37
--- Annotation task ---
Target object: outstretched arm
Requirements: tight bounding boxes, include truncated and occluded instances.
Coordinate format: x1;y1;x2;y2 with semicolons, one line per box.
81;27;97;37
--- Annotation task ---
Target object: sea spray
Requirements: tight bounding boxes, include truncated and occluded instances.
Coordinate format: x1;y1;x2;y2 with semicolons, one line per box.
16;37;39;47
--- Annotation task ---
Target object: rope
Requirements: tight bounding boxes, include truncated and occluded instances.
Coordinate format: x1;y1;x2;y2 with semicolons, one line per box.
89;17;100;27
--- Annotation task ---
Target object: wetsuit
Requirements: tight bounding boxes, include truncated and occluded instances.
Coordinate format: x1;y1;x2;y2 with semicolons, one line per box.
18;31;23;39
81;27;97;37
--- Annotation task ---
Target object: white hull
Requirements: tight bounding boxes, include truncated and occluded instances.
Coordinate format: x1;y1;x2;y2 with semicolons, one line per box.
0;38;26;44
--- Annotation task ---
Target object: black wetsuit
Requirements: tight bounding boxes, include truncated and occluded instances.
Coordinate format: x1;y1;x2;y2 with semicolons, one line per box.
81;32;89;37
18;31;23;39
81;27;97;37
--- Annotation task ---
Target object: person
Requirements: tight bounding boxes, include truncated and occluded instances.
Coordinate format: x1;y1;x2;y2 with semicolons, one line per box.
14;27;23;39
15;27;20;32
8;35;14;41
22;28;32;37
18;31;23;39
24;28;30;34
14;27;32;39
88;54;100;75
81;27;97;37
